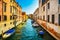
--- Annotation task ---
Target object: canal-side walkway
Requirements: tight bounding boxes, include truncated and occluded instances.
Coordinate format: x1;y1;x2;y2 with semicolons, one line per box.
36;19;60;40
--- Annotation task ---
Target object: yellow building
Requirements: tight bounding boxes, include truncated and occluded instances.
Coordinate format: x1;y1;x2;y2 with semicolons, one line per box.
22;12;27;22
0;0;22;35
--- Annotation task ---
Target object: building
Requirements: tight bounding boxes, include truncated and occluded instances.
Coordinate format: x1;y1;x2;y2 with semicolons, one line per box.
38;0;60;39
0;0;22;35
22;12;27;22
29;14;33;19
0;0;3;21
33;8;39;20
17;5;22;22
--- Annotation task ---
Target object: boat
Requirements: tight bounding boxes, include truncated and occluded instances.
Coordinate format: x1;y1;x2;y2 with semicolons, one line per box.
38;30;44;37
39;30;44;35
3;29;15;38
32;22;39;28
31;20;35;24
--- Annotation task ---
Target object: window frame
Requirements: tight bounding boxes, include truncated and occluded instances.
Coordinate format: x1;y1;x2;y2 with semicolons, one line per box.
3;2;7;12
10;16;12;20
48;3;50;9
0;16;1;21
52;15;55;24
3;15;7;21
47;15;50;22
58;0;60;4
43;6;45;11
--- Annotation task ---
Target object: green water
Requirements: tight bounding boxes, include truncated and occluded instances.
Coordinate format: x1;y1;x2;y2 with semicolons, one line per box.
5;19;56;40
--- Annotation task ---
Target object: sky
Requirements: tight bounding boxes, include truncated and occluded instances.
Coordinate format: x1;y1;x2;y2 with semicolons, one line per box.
16;0;38;14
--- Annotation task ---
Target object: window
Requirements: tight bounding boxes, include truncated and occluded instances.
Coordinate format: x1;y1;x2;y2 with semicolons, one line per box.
10;22;12;24
42;0;45;5
52;15;54;24
4;24;6;26
43;16;45;21
3;2;6;12
3;15;7;21
10;16;12;20
43;6;45;11
10;6;12;13
48;15;49;22
58;0;60;4
48;3;50;9
10;0;15;2
10;0;12;2
0;16;1;21
58;14;60;25
13;16;14;19
39;0;40;4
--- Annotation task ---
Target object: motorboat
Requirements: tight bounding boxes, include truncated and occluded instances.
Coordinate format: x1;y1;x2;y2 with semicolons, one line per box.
31;20;35;24
32;22;39;28
39;30;44;35
38;30;44;38
3;29;15;38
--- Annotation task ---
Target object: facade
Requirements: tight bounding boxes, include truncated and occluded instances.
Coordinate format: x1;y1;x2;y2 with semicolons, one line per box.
33;8;39;20
22;12;26;22
0;0;2;21
17;5;22;22
0;0;22;35
38;0;60;39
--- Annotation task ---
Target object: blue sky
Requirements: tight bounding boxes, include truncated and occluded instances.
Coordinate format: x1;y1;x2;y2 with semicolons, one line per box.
16;0;38;14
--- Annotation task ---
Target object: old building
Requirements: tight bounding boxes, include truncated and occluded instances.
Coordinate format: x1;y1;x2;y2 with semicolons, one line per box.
0;0;3;21
33;8;39;20
0;0;22;35
22;12;27;22
38;0;60;39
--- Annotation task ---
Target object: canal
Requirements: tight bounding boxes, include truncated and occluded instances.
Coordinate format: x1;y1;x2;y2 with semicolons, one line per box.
5;19;56;40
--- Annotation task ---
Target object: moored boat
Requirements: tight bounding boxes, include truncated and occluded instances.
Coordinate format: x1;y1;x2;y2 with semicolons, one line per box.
32;22;39;28
38;30;44;38
3;29;15;38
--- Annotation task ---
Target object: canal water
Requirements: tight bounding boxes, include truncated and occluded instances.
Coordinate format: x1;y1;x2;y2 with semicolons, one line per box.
5;19;56;40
